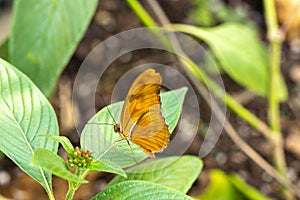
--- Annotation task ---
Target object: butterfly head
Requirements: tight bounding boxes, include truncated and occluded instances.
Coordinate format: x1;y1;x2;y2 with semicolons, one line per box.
113;124;121;133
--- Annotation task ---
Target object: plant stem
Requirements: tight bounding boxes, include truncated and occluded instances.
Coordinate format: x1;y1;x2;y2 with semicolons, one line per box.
47;191;55;200
126;0;173;49
65;182;76;200
263;0;294;199
126;0;157;27
40;167;55;200
65;169;90;200
264;0;281;134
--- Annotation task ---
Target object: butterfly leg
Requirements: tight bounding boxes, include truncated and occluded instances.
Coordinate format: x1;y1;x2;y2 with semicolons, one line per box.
125;139;138;163
113;137;138;163
109;139;124;161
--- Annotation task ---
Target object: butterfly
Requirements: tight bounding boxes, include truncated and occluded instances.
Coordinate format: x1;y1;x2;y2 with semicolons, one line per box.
113;68;170;158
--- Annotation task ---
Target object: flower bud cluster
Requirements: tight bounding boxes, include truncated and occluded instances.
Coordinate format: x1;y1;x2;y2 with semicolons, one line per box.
67;147;93;169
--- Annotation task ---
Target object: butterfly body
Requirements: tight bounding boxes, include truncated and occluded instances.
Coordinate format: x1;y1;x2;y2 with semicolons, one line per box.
114;69;170;158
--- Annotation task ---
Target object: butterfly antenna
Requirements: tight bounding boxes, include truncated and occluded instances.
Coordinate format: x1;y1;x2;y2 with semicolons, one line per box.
100;93;118;125
86;122;114;126
99;95;136;163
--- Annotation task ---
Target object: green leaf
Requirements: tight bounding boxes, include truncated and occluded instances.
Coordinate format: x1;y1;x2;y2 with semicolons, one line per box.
91;180;193;200
0;58;59;193
32;148;87;183
197;170;273;200
0;39;9;60
197;170;242;200
81;87;187;168
109;156;202;193
89;159;127;178
229;174;274;200
44;135;74;154
170;23;287;101
188;0;214;26
9;0;98;96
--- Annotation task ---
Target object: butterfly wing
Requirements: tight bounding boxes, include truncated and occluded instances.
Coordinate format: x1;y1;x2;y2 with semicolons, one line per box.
130;104;170;157
120;69;170;157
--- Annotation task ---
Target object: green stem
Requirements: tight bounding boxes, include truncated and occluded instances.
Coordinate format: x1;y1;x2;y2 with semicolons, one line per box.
126;0;157;27
65;169;89;200
40;167;55;200
46;190;55;200
65;182;76;200
264;0;281;134
126;0;172;49
263;0;293;199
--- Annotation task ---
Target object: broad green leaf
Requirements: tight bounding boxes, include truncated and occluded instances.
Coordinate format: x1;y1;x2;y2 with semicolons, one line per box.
9;0;98;96
170;23;287;101
32;148;87;183
44;135;74;154
81;87;187;168
197;170;273;200
91;180;192;200
0;58;58;193
89;159;127;178
109;156;202;193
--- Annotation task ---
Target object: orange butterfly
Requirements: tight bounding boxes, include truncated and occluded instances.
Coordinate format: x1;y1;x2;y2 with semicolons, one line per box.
113;69;170;158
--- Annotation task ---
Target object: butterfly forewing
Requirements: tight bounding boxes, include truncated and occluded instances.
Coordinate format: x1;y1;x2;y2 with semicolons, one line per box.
120;69;161;134
120;69;170;157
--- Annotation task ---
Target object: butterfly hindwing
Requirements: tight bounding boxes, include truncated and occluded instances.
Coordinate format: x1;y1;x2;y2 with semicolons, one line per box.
130;104;170;157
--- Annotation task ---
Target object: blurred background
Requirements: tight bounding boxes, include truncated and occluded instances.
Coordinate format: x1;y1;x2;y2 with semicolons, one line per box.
0;0;300;199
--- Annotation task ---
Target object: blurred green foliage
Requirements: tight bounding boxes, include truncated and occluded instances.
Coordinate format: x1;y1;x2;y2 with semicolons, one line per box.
197;170;274;200
188;0;252;27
